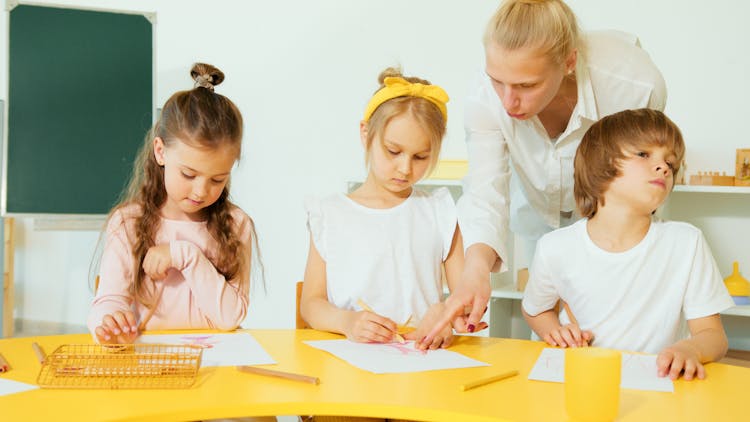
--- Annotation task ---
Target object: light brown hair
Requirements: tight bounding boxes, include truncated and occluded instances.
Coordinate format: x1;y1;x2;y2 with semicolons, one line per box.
109;63;260;307
574;108;685;218
363;67;447;176
484;0;583;66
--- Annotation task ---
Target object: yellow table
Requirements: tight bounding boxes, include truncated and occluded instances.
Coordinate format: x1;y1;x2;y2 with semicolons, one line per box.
1;330;748;421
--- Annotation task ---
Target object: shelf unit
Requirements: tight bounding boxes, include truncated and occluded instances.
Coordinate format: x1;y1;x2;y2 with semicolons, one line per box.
673;185;750;194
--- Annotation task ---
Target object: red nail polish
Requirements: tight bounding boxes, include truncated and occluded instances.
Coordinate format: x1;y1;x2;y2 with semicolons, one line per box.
468;324;475;333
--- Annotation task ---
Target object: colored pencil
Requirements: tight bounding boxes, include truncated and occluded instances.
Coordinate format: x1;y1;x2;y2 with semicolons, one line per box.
237;365;320;385
0;352;10;372
460;370;519;391
562;301;579;326
562;301;589;346
138;283;165;332
357;298;406;343
32;342;46;365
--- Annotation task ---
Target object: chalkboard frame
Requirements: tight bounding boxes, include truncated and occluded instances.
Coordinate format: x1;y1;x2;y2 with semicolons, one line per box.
2;2;155;218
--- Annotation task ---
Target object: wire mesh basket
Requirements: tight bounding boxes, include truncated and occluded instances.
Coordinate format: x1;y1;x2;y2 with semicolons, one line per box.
37;343;203;389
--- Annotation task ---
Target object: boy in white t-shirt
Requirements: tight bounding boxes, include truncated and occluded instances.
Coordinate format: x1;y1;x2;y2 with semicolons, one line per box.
301;68;485;351
522;109;733;380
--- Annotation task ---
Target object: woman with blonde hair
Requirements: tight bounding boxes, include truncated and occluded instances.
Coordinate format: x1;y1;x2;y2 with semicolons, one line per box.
422;0;666;343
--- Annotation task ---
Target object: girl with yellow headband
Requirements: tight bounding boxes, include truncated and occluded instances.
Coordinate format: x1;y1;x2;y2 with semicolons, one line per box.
300;67;484;353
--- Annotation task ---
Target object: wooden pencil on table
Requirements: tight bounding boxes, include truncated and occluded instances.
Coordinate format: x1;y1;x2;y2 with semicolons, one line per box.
236;365;320;385
0;351;10;372
32;342;46;365
460;369;519;391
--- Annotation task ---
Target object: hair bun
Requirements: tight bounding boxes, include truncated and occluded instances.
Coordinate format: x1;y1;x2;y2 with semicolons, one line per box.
190;63;225;91
376;66;431;88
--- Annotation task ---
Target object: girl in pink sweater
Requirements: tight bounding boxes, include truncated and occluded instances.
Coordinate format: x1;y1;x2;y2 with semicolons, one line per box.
88;63;260;344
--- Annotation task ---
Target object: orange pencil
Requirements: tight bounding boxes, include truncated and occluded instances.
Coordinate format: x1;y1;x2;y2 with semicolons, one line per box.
0;352;10;372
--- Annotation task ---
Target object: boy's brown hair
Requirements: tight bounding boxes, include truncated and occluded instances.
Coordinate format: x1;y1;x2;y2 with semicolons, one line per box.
574;108;685;218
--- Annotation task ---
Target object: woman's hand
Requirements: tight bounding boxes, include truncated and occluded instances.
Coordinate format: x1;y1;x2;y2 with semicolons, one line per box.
418;257;492;348
342;310;398;344
94;311;138;344
407;304;458;350
451;308;489;334
142;244;172;280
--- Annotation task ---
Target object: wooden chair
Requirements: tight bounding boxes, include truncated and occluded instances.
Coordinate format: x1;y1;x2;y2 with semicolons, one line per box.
720;349;750;368
296;281;310;329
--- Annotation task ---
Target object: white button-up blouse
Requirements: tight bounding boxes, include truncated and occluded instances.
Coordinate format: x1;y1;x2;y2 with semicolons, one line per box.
457;31;666;271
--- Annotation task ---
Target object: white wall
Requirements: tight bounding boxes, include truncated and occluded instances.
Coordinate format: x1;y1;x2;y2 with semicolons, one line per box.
3;0;750;331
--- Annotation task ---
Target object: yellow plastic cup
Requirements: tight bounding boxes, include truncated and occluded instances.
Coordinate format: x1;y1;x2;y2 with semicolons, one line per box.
565;348;621;422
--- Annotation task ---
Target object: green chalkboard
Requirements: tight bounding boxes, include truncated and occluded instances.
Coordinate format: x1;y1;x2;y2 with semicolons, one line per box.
6;4;153;214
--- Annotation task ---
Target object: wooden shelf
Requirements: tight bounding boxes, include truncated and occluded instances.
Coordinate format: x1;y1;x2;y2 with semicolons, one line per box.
491;279;524;300
673;185;750;194
722;305;750;317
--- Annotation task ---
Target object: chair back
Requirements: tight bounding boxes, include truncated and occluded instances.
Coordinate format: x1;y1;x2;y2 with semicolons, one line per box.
296;281;309;329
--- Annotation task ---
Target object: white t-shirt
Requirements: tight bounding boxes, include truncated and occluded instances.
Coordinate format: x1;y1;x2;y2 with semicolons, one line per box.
522;219;734;354
305;187;457;325
458;31;667;270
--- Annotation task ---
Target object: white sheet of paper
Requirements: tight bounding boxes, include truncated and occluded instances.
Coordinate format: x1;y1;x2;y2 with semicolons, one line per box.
138;332;276;367
304;339;489;374
528;348;674;392
0;378;38;396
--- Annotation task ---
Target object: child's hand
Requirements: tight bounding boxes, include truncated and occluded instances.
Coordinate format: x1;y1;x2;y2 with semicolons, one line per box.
343;310;398;343
544;324;593;348
409;321;454;350
656;343;705;380
143;244;172;280
94;311;138;344
411;304;467;350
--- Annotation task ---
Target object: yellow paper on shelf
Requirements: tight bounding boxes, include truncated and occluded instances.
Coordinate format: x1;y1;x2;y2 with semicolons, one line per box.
429;160;468;180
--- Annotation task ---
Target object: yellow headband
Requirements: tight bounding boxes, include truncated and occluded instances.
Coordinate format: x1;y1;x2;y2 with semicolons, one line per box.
363;76;449;122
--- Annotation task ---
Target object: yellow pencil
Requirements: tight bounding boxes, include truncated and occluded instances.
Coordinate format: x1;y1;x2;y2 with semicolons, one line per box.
357;298;406;343
237;365;320;385
460;370;519;392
